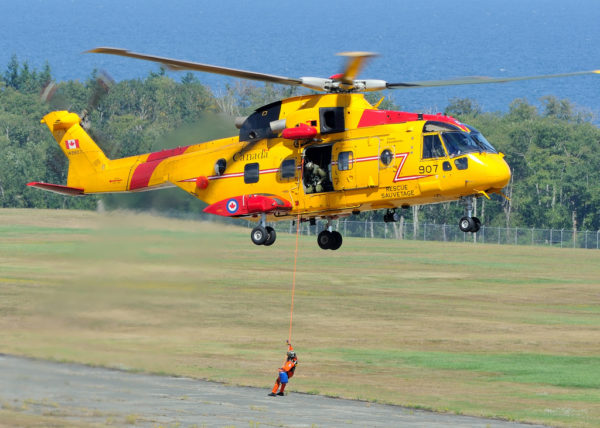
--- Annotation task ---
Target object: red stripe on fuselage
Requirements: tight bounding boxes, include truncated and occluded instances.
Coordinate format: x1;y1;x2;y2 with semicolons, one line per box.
130;160;162;190
357;109;466;129
129;147;189;190
146;146;188;161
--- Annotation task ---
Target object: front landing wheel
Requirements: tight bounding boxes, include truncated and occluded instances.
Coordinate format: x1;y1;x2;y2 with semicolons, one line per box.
459;216;475;233
471;217;481;233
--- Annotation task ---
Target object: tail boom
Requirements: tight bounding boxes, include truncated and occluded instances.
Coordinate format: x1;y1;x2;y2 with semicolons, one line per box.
32;111;198;196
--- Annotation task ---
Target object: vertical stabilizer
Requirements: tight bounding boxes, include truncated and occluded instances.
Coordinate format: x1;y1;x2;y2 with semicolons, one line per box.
41;111;109;189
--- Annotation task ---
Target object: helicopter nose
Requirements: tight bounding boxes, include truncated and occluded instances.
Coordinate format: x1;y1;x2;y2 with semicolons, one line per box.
491;154;511;189
468;153;511;191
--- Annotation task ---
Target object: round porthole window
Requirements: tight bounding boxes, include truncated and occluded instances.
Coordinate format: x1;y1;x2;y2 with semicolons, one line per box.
215;158;226;175
380;149;393;166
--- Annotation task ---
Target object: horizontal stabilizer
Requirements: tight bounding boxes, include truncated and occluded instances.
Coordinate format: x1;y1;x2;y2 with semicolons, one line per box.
27;182;84;196
204;194;292;217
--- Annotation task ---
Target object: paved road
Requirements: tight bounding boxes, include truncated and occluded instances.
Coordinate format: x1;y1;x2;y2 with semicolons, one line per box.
0;354;548;427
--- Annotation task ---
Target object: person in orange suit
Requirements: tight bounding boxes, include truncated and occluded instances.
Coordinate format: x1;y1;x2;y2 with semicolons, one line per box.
268;341;298;396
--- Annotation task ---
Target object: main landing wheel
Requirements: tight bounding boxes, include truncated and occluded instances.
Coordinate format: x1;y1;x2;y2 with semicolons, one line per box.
264;226;277;246
251;225;277;246
251;225;268;245
330;231;343;250
317;230;343;250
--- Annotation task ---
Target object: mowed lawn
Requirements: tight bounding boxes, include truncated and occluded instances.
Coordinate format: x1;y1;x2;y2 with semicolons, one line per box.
1;208;599;427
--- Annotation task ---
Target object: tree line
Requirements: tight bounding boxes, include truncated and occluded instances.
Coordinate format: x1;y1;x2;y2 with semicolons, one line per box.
1;56;599;231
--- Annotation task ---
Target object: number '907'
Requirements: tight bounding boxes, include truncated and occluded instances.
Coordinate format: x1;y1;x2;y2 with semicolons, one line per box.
419;165;438;174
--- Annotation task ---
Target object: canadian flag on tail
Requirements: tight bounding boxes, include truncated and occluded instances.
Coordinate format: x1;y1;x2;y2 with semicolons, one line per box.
65;139;80;150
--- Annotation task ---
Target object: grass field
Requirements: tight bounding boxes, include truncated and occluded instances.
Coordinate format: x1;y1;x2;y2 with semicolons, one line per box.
1;208;599;427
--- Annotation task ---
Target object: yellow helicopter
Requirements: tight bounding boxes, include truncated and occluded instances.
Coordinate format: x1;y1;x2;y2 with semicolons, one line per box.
28;48;600;249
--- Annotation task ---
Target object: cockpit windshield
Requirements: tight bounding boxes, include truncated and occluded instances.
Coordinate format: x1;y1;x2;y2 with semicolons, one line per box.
466;125;498;154
441;132;480;157
441;128;498;157
422;121;498;158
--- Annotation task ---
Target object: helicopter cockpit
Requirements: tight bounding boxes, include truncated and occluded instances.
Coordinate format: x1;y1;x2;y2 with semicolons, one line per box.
423;121;498;158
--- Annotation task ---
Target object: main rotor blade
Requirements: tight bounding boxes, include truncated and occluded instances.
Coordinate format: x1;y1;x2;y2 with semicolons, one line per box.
87;47;304;87
336;52;378;84
387;69;600;89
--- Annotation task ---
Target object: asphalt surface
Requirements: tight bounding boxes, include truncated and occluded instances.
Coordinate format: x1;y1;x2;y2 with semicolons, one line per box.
0;354;549;427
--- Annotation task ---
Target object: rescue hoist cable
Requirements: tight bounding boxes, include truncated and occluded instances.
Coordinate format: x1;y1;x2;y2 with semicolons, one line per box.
288;212;300;344
288;153;304;343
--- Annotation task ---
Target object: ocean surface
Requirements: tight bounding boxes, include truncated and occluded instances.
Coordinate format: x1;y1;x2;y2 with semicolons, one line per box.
2;0;600;117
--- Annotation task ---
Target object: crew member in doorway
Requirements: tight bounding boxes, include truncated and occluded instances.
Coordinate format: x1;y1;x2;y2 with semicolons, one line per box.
268;341;298;396
304;160;327;193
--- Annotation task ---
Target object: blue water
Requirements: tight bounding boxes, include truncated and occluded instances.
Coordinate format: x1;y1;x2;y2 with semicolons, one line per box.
2;0;600;116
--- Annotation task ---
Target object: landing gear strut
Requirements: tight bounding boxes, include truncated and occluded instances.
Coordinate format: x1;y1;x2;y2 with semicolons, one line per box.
459;196;481;233
317;218;343;250
383;209;400;223
251;214;277;246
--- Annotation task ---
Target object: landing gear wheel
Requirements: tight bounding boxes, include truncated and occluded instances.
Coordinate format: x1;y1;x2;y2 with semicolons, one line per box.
317;230;333;250
330;231;343;250
472;217;481;233
251;225;268;245
459;216;475;233
264;226;277;246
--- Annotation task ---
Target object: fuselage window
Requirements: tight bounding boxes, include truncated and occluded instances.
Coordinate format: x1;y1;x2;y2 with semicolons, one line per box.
215;158;226;176
380;149;394;166
280;159;296;179
454;157;469;170
423;134;446;159
244;163;259;183
338;151;353;171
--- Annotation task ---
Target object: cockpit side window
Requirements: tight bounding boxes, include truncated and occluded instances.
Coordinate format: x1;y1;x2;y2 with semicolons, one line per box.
422;134;446;159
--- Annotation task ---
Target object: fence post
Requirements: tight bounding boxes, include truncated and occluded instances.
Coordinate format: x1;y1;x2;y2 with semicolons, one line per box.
560;229;564;248
531;228;534;246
